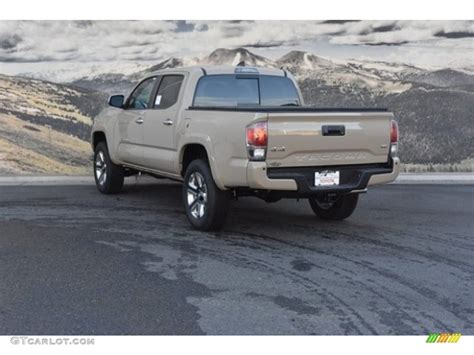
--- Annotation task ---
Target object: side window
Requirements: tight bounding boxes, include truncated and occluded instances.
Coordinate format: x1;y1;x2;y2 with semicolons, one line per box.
154;75;184;109
128;77;157;110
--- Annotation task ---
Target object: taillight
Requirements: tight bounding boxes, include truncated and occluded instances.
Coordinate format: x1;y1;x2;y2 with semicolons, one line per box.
247;121;268;146
246;121;268;161
390;120;399;157
390;120;398;143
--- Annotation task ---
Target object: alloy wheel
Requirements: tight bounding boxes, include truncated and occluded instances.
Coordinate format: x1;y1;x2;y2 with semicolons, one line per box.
95;151;107;186
186;172;208;219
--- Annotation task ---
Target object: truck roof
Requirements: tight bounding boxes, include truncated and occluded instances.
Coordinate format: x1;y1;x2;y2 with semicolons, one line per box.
149;65;287;77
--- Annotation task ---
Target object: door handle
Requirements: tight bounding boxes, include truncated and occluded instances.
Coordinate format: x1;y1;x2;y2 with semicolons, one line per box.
163;119;173;126
135;117;144;124
322;125;345;136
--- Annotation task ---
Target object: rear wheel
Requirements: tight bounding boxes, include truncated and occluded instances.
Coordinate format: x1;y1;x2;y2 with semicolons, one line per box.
183;159;230;231
94;142;124;194
308;193;359;220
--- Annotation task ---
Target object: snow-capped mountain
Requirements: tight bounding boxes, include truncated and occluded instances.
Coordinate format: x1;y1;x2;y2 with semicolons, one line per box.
64;48;423;96
277;51;413;95
18;48;474;95
63;49;277;94
130;56;200;80
277;50;339;71
202;48;277;68
344;60;424;80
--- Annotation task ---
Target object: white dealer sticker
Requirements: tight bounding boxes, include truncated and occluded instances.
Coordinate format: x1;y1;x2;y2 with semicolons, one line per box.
155;95;162;106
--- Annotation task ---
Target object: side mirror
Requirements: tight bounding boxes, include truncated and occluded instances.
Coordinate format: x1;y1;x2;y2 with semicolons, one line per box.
108;95;124;108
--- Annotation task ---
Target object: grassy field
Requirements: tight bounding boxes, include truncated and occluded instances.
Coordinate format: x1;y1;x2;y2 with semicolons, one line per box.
0;113;90;175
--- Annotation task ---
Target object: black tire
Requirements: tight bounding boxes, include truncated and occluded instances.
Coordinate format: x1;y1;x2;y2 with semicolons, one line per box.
94;141;124;194
182;159;230;231
308;193;359;220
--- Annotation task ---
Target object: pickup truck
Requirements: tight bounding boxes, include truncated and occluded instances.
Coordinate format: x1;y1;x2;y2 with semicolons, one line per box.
91;65;400;230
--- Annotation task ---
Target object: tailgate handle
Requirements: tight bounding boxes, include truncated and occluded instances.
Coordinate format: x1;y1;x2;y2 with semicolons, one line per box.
322;125;345;136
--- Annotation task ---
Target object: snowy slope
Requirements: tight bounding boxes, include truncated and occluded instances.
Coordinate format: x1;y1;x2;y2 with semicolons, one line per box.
201;48;277;68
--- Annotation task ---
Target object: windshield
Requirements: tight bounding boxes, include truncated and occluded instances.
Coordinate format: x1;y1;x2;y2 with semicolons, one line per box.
193;74;301;107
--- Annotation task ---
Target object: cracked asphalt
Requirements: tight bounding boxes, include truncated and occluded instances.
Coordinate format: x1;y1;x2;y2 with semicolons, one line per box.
0;181;472;335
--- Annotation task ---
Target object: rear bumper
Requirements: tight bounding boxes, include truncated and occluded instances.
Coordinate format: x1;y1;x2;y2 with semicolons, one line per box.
247;158;400;195
367;157;400;186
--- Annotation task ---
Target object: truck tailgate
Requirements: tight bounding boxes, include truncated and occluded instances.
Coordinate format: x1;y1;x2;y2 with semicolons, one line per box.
266;112;392;167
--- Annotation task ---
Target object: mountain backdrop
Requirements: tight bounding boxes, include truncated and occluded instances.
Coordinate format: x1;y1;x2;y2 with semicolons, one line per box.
1;47;473;174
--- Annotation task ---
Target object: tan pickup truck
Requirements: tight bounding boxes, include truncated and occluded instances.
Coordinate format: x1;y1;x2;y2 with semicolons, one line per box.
91;65;400;230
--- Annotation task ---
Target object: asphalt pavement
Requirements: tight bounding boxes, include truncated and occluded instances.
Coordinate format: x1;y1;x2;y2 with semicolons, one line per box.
0;180;472;335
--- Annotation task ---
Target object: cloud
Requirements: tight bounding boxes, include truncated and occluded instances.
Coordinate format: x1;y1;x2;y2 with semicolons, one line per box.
372;22;399;33
0;33;22;50
0;20;472;67
328;20;474;46
321;20;360;24
73;20;93;28
364;41;409;46
219;23;247;38
434;30;474;39
242;41;284;48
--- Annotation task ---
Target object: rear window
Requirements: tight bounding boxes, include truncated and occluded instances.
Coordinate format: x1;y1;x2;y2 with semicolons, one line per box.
260;76;300;106
193;75;300;107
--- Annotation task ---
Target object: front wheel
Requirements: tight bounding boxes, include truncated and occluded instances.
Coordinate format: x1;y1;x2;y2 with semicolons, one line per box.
308;193;359;220
182;159;230;231
94;142;124;194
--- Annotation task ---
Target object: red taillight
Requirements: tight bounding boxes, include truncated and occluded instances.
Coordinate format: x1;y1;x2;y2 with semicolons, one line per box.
246;121;268;161
390;120;399;157
390;120;399;143
246;121;268;147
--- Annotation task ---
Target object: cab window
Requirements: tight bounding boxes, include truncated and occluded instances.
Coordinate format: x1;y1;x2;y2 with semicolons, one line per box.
154;75;184;109
128;77;157;109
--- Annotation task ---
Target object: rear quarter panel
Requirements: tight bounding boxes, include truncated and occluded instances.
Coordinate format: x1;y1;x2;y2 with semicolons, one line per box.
177;110;265;189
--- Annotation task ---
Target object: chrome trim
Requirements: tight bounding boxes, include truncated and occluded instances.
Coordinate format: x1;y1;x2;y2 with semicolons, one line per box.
348;188;367;194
